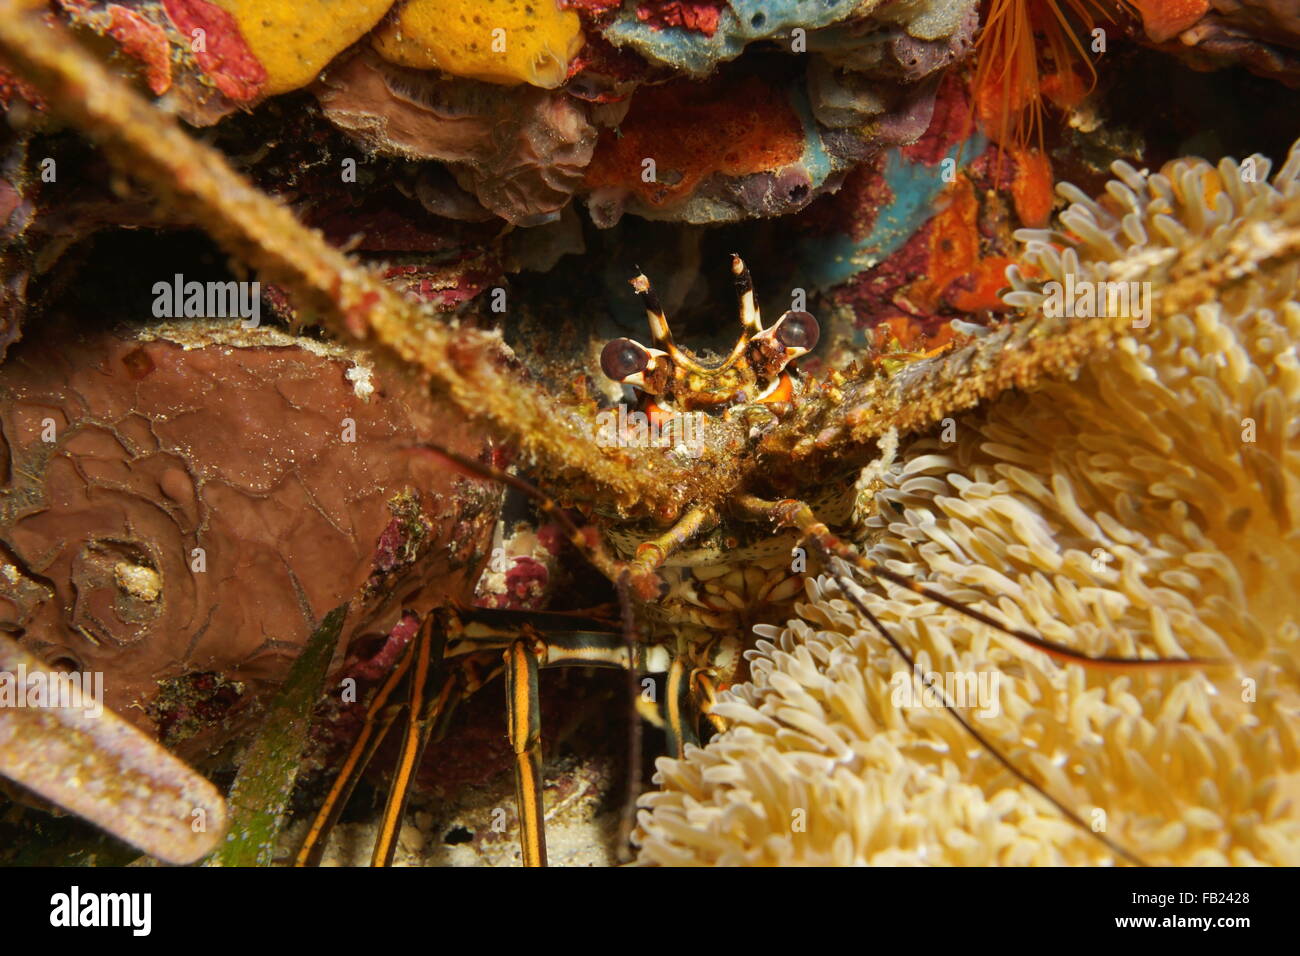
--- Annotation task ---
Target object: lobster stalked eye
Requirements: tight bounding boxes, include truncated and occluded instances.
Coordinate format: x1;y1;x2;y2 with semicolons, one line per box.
601;338;651;381
775;311;819;352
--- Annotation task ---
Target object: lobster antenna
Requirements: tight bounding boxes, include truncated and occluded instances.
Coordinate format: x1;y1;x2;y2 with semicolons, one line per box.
820;553;1147;865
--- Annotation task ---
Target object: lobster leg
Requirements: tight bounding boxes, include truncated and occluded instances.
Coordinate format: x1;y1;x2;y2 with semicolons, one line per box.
663;655;699;758
505;638;547;867
663;663;728;757
505;625;686;865
692;669;727;739
295;613;460;867
297;601;694;867
294;632;417;867
298;604;676;867
371;616;455;867
448;606;672;865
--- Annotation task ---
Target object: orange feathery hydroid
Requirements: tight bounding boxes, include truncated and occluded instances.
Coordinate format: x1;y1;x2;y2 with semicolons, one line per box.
974;1;1130;165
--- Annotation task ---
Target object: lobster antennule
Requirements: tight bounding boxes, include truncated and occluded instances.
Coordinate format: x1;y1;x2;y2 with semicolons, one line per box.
629;269;709;375
731;253;763;336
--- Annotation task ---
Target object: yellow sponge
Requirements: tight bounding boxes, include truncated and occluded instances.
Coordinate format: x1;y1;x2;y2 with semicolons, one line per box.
212;0;396;97
372;0;583;89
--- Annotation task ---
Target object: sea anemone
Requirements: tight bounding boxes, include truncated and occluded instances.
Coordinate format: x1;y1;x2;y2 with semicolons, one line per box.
633;142;1300;865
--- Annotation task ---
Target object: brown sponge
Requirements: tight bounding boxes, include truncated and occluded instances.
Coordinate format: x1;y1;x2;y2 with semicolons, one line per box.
0;316;500;759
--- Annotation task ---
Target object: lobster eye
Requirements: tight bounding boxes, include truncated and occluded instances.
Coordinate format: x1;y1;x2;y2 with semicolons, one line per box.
776;311;819;351
601;338;650;381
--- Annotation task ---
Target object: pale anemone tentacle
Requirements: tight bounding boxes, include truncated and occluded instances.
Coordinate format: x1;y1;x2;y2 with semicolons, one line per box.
634;142;1300;866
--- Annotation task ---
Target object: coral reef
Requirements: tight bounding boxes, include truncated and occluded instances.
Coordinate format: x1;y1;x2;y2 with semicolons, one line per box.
582;70;814;226
583;3;977;225
604;0;888;77
103;4;172;96
474;518;566;611
60;0;987;227
2;0;1299;871
1134;0;1300;83
317;50;597;225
